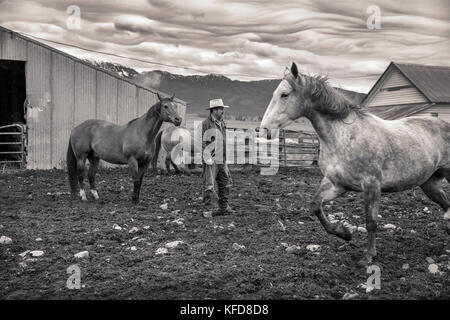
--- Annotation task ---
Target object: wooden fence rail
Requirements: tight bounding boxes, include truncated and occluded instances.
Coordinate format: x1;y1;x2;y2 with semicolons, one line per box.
227;128;319;167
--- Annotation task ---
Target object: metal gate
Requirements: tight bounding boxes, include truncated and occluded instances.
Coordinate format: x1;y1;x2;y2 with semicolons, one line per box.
0;123;27;169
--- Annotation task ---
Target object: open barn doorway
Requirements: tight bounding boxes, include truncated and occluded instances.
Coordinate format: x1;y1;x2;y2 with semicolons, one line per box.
0;59;27;168
0;60;26;126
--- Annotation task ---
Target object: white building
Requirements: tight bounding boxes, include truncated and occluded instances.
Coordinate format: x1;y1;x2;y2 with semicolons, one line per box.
363;62;450;122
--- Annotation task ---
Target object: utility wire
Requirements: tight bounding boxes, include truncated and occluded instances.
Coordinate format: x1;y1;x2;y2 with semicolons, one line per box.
22;32;380;81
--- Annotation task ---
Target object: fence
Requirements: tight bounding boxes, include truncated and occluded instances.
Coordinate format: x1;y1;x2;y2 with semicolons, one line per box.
0;123;27;169
0;125;320;170
228;128;319;167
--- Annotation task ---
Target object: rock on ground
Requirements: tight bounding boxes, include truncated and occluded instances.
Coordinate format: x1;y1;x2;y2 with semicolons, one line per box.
428;264;439;274
74;251;89;259
30;250;44;257
286;245;301;254
342;292;359;300
155;247;169;255
128;227;139;234
232;243;246;251
306;244;321;252
165;241;185;249
0;236;12;245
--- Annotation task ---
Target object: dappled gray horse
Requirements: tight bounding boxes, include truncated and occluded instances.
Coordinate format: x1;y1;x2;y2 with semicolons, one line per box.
67;93;182;203
261;62;450;265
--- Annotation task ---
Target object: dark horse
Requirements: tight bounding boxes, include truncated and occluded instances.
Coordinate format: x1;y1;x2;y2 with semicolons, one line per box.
67;93;182;203
261;62;450;265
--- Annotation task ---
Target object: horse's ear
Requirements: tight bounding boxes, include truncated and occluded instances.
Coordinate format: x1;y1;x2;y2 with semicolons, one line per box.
156;92;163;101
170;93;175;101
291;62;299;78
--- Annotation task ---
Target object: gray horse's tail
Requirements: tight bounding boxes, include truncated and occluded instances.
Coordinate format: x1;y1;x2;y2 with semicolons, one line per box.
152;130;164;170
67;136;79;195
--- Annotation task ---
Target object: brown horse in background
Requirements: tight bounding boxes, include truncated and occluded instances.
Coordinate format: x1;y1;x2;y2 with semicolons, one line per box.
67;93;182;203
261;62;450;265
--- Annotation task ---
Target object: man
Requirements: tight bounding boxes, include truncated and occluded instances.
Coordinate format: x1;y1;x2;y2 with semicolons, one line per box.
201;98;234;215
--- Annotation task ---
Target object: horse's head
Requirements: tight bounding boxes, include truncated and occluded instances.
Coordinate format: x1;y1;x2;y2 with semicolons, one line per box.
156;93;182;127
260;62;308;131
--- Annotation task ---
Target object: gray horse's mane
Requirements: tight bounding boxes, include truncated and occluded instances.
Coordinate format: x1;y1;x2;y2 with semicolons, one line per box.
304;74;366;119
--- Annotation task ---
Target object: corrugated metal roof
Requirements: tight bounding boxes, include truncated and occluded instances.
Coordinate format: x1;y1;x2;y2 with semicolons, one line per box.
394;63;450;103
367;103;432;120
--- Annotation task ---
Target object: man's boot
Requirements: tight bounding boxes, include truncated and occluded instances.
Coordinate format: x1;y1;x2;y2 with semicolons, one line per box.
215;203;234;216
202;190;216;207
215;186;234;216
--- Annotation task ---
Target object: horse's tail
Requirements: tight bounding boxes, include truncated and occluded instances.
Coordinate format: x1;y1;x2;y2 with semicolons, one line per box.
67;136;79;195
152;130;164;169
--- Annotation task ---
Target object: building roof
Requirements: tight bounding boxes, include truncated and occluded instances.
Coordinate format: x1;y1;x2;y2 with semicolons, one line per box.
367;103;432;120
395;63;450;103
0;25;186;105
362;62;450;105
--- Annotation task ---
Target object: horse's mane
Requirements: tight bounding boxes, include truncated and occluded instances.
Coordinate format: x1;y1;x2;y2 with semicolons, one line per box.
303;75;366;119
126;101;162;126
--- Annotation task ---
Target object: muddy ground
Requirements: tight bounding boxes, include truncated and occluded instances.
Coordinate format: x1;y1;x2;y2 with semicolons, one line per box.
0;167;449;299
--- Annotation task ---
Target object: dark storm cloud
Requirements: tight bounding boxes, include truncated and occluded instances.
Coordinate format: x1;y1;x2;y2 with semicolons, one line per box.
0;0;448;92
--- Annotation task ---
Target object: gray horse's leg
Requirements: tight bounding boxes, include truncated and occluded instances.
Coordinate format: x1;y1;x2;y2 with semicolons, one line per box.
311;178;351;240
421;174;450;211
88;156;100;200
77;156;88;201
165;157;172;174
360;177;381;266
421;173;450;234
170;159;182;174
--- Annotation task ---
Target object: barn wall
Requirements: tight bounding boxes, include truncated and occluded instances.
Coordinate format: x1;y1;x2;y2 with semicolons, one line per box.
51;53;75;168
413;104;450;122
117;81;138;125
74;62;96;125
96;71;118;123
382;69;409;87
0;27;187;170
0;30;27;60
26;42;53;169
366;69;428;107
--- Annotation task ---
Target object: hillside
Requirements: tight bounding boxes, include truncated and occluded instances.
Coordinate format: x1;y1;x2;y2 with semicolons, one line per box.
91;61;366;118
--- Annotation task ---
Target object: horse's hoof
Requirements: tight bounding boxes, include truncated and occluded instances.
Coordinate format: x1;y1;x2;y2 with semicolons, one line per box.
91;190;99;200
333;223;352;241
79;189;88;201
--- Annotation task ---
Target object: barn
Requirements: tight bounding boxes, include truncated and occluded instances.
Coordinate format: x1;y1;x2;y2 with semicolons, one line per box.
362;62;450;122
0;26;187;169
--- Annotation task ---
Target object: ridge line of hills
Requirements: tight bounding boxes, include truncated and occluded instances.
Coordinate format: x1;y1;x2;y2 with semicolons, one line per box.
87;60;366;119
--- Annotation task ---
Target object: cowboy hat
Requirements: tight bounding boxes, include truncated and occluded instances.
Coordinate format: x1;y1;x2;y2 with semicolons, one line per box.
206;98;229;110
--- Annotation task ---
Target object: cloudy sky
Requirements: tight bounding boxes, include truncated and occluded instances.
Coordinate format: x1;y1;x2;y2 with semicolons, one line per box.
1;0;449;92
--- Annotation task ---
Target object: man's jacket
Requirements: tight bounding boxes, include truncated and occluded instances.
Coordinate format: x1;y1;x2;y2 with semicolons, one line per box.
201;114;227;163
